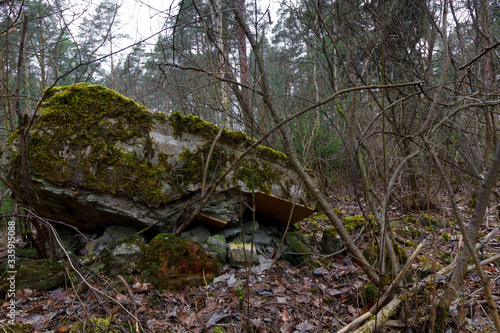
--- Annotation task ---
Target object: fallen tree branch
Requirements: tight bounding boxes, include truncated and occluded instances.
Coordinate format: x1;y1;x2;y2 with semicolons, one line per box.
338;236;430;333
353;296;402;333
117;275;140;333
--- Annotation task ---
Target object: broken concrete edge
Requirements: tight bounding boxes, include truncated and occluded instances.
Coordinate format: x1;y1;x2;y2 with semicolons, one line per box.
192;191;314;229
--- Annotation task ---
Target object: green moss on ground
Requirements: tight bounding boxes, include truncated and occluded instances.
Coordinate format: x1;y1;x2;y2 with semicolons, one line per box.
343;214;375;233
69;317;121;333
2;324;33;333
403;216;418;225
359;283;377;307
400;225;423;238
316;213;375;236
15;258;76;291
363;242;408;274
419;213;442;227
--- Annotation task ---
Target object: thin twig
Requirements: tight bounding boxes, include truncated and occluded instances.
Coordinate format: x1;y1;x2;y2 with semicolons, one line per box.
117;275;140;333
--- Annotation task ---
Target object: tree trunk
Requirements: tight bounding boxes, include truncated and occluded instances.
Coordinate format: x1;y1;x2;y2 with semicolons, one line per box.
437;135;500;323
232;4;379;285
237;0;252;132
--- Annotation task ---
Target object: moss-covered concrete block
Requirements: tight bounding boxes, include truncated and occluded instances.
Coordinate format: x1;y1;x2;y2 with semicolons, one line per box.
1;83;313;232
142;233;219;291
0;258;76;293
228;242;259;267
319;227;343;254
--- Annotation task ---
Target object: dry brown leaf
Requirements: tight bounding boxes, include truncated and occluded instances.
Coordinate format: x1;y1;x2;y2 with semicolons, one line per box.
115;293;129;303
280;308;290;322
272;285;286;294
131;280;151;293
276;296;288;303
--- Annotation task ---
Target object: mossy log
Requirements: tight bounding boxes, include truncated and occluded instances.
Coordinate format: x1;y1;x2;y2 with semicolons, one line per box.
1;83;313;232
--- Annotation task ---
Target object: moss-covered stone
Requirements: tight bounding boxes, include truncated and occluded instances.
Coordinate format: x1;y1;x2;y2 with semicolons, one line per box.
204;234;228;264
359;283;377;307
176;144;230;185
1;258;76;292
142;233;219;291
416;257;444;278
419;214;442;227
283;232;320;269
168;111;290;166
343;214;375;232
228;242;259;267
2;324;33;333
233;160;285;194
363;243;408;274
28;83;172;204
26;84;294;204
96;236;145;278
319;227;343;254
403;216;418;225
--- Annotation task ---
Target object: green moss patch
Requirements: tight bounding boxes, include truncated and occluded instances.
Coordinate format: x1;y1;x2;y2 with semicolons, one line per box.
359;283;377;307
69;317;120;333
24;84;296;205
0;258;76;293
177;144;230;185
169;111;290;165
142;233;219;291
27;83;174;204
419;213;442;227
284;232;321;269
343;214;375;232
233;160;286;194
363;243;408;275
2;324;34;333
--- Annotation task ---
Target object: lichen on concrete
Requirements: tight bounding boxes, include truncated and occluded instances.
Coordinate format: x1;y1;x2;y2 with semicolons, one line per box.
168;111;290;167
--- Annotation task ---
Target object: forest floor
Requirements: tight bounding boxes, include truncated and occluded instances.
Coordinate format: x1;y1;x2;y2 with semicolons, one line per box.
1;186;499;333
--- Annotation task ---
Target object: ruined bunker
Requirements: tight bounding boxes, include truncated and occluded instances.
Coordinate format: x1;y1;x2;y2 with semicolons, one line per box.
2;83;314;232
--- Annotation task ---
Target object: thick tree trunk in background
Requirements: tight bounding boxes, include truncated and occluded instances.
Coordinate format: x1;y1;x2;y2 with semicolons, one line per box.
237;0;252;132
14;14;49;258
215;0;231;129
232;4;380;285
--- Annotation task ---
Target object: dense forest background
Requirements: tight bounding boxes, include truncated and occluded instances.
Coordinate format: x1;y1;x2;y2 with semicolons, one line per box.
1;0;500;331
2;0;500;194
